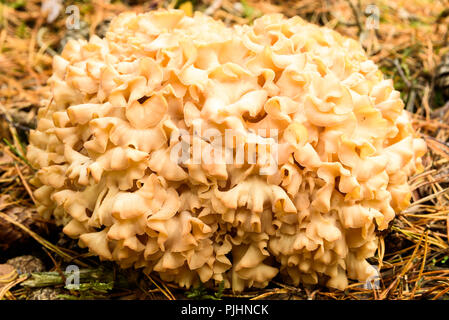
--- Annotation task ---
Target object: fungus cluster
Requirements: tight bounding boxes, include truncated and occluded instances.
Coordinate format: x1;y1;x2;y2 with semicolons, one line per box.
27;9;426;290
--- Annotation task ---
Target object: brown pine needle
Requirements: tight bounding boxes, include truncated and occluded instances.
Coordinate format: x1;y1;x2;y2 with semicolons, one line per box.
14;163;36;205
144;272;175;301
0;275;28;300
1;0;449;301
410;231;428;299
0;211;88;268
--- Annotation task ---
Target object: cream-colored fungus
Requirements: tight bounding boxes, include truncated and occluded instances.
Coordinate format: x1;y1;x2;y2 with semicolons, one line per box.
27;9;426;291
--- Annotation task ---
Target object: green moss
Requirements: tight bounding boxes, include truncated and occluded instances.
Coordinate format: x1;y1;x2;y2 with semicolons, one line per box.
185;281;225;300
16;21;28;39
1;0;25;9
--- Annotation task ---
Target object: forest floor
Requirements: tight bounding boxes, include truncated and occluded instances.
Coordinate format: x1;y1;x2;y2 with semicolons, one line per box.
1;0;449;300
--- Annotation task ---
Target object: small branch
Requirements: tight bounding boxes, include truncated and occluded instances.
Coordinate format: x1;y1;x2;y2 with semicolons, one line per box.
204;0;223;16
392;58;412;88
346;0;363;35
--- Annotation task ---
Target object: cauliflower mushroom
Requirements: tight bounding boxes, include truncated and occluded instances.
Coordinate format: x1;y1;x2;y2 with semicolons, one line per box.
27;9;426;290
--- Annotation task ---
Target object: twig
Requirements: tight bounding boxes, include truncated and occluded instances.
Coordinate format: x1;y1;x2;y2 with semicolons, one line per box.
144;272;175;300
36;27;57;57
392;58;412;88
0;104;26;156
380;230;426;299
410;232;428;299
14;163;37;205
250;288;289;300
42;247;67;285
0;211;89;268
204;0;223;16
0;275;28;300
345;0;363;35
432;285;449;300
